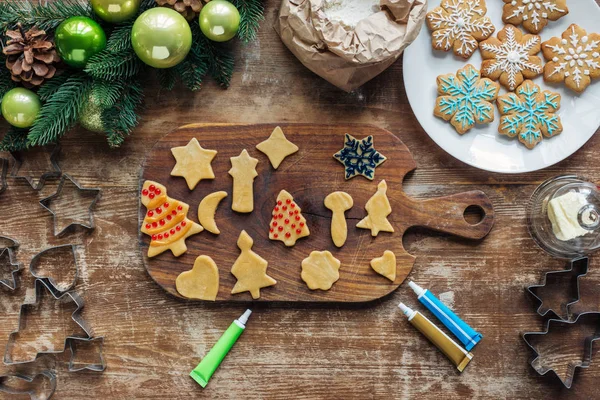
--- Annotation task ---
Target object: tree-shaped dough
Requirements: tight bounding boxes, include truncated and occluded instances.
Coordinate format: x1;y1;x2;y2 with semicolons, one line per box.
231;230;277;299
269;190;310;246
228;149;259;213
140;180;203;257
356;180;394;236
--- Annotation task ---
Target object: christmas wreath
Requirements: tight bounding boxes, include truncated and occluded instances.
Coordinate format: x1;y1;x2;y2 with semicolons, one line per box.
0;0;264;151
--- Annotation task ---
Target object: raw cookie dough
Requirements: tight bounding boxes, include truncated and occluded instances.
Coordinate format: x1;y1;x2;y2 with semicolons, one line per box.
333;134;387;180
502;0;568;34
370;250;396;282
228;149;259;213
255;126;299;169
480;24;543;91
542;24;600;93
426;0;495;59
269;190;310;246
324;191;353;248
198;191;228;235
176;255;220;301
435;64;500;134
357;180;394;236
140;180;204;257
170;138;217;190
231;230;277;299
497;80;562;149
301;251;341;291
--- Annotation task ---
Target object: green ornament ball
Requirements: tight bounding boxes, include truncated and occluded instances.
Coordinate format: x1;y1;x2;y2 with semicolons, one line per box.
131;8;192;69
1;88;41;129
91;0;141;23
55;16;107;68
78;97;105;133
199;0;240;42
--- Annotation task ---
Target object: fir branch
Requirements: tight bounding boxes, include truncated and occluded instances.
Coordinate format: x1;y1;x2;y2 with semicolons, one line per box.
105;22;134;53
37;73;70;102
85;51;143;81
157;68;177;91
0;127;28;152
175;59;205;91
204;39;234;88
0;59;15;99
232;0;264;43
91;79;125;108
0;0;95;32
27;73;93;147
101;80;144;147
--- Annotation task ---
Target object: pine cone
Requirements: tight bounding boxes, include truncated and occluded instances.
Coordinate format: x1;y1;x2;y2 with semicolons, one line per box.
3;24;61;87
156;0;208;21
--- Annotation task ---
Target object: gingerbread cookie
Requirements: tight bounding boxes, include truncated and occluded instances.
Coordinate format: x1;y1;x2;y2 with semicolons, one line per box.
333;134;386;181
268;190;310;246
176;255;219;301
370;251;396;282
435;64;500;134
170;138;217;190
542;24;600;93
301;251;341;291
324;191;353;248
502;0;568;34
255;126;298;169
480;24;543;91
497;80;562;149
426;0;495;59
140;180;204;257
231;230;277;299
356;180;394;237
198;191;227;235
228;149;259;213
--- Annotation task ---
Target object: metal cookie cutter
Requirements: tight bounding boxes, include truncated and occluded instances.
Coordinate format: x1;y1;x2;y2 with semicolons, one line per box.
0;370;57;400
0;157;7;194
29;244;78;296
10;145;61;190
523;312;600;389
526;257;588;322
4;279;94;365
0;236;22;291
68;336;107;372
39;174;101;236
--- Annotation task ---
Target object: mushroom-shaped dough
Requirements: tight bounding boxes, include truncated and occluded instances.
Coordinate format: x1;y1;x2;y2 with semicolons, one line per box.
324;191;354;247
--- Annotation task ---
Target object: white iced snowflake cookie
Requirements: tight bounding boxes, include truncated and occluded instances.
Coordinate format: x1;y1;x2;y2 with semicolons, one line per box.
426;0;495;59
502;0;568;34
480;24;542;91
542;24;600;93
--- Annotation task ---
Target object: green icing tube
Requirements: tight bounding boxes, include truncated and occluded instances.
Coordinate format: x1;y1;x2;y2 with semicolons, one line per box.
190;309;252;388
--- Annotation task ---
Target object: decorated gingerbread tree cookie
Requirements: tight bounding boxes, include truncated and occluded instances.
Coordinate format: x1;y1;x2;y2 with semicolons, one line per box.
140;180;203;257
269;190;310;246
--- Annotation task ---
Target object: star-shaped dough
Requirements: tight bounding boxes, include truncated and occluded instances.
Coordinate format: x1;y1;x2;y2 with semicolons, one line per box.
170;138;217;190
333;134;387;180
255;126;299;169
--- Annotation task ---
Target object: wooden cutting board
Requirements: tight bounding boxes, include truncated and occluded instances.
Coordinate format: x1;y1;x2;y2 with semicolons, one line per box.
139;124;494;302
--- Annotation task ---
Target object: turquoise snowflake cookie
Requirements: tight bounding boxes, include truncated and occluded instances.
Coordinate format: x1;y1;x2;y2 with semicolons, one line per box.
497;80;563;149
333;134;387;180
434;64;500;134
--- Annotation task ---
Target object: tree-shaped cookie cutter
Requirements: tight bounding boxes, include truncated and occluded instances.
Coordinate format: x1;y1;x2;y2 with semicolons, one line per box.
4;279;94;365
10;145;61;190
0;370;57;400
526;257;589;321
523;312;600;389
39;174;101;236
29;244;79;296
0;236;22;291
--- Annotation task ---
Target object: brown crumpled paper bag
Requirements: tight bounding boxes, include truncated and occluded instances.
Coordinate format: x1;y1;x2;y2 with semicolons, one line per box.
275;0;427;92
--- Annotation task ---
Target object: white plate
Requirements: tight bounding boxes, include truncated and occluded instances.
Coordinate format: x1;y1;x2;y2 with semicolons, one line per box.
403;0;600;173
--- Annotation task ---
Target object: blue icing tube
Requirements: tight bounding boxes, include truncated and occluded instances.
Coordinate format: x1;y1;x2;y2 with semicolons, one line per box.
408;281;482;351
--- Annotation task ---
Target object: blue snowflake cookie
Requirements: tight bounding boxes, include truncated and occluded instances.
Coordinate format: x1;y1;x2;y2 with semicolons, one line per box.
497;80;563;149
333;134;387;180
434;64;500;134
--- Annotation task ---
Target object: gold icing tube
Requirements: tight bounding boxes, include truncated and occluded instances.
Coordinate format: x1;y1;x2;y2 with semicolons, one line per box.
399;303;473;372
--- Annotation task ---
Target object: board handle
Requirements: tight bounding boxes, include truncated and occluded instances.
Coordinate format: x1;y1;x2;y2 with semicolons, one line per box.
408;190;495;239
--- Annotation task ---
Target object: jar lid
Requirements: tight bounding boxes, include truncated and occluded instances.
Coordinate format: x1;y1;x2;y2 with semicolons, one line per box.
527;175;600;259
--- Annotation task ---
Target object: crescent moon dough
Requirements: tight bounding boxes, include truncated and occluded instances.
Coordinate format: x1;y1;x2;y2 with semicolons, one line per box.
198;191;228;235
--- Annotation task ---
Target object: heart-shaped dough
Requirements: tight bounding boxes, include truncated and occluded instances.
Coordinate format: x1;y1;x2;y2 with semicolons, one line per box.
370;250;396;282
176;255;220;301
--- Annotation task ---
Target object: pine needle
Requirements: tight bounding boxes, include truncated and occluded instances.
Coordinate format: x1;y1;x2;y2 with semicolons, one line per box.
37;73;70;101
105;22;134;53
0;56;16;99
0;127;29;152
0;0;95;31
157;69;177;91
232;0;264;43
101;80;144;147
85;51;143;81
91;79;126;108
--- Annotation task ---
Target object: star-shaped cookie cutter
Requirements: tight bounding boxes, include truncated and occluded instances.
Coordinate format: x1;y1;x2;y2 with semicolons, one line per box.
526;257;588;321
0;157;7;194
68;336;106;372
0;370;57;400
39;174;101;236
29;244;79;296
523;312;600;389
4;279;94;365
0;236;22;291
10;145;61;190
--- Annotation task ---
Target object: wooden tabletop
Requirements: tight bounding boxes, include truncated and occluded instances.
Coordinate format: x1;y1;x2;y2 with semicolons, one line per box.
2;1;600;398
